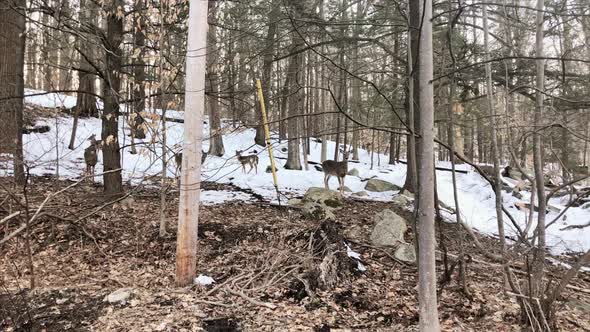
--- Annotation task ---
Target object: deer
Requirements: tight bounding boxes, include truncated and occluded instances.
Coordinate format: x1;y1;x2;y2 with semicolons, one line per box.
174;150;208;175
321;151;349;194
236;150;258;174
84;135;101;182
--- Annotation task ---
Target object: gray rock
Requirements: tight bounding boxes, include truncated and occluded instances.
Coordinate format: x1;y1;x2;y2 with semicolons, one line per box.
399;189;414;198
394;243;416;263
342;186;352;192
287;198;303;206
352;191;368;197
392;194;413;207
303;187;343;208
365;179;400;192
104;288;133;304
370;209;407;246
302;201;336;221
344;225;364;240
266;165;278;173
347;168;360;177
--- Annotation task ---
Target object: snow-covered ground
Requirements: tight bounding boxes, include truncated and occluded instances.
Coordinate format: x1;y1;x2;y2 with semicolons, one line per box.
1;89;589;255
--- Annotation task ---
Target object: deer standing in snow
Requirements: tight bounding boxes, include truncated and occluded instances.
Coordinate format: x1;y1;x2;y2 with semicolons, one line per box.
236;150;258;174
84;135;101;182
321;151;349;194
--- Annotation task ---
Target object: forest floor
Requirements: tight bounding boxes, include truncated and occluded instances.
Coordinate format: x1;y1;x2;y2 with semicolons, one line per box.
1;177;589;331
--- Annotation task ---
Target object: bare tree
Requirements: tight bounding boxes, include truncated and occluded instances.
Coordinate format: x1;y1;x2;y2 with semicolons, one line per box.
175;0;208;286
414;0;441;329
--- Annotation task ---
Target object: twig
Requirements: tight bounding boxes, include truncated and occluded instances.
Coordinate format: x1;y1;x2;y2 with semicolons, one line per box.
0;211;21;227
356;242;409;266
561;221;590;231
226;287;277;310
202;273;247;297
194;299;234;308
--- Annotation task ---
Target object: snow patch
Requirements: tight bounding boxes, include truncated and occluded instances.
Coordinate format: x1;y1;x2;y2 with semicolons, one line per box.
2;89;588;255
194;274;215;286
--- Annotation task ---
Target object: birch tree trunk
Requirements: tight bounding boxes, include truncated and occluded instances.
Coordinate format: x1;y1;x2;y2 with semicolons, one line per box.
176;0;208;287
415;0;440;329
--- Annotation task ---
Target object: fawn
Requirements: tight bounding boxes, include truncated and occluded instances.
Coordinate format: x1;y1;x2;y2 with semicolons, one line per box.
322;151;349;194
174;150;208;175
236;150;258;174
84;135;101;182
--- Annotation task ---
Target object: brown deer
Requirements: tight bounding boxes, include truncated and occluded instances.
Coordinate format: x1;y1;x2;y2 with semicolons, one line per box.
84;135;101;182
322;151;349;194
236;150;258;174
174;150;208;175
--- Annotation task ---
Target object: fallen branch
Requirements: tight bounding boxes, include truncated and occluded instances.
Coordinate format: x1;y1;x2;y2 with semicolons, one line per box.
561;221;590;230
194;299;234;308
0;211;21;227
226;288;277;310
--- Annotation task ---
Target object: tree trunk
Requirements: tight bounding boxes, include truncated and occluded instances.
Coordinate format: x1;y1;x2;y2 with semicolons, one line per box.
207;0;224;156
129;0;146;155
256;0;280;146
284;43;302;170
403;0;421;193
483;4;508;286
25;29;37;88
176;0;208;287
41;4;52;91
0;0;25;184
159;0;168;238
70;0;98;150
102;0;124;196
351;1;364;161
530;0;548;326
415;0;441;329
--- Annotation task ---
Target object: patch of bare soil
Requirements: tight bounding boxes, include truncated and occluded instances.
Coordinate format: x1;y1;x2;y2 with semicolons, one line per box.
1;177;589;331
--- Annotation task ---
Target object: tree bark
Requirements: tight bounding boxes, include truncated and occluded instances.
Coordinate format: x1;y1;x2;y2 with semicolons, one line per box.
530;0;547;321
176;0;208;287
256;0;280;146
403;0;421;193
207;0;224;156
70;0;98;150
0;0;26;184
483;4;508;286
414;0;441;329
101;0;124;195
284;44;302;170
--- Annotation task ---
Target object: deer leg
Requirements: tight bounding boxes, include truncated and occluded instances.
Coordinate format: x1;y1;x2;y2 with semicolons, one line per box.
324;174;330;190
337;176;343;194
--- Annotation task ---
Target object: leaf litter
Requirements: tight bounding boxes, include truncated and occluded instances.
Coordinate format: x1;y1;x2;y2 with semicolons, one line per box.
0;177;589;331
